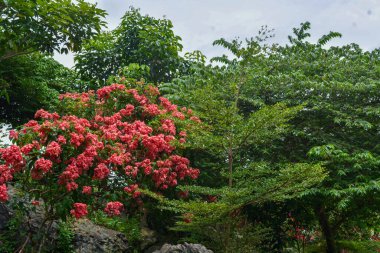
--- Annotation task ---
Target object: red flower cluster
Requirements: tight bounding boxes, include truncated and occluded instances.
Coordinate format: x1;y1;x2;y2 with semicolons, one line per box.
70;203;88;219
124;184;141;198
59;91;94;103
97;84;126;99
32;158;53;180
0;184;8;202
82;186;92;195
104;201;124;216
93;163;110;180
0;165;13;185
0;82;201;220
1;145;24;170
45;141;62;157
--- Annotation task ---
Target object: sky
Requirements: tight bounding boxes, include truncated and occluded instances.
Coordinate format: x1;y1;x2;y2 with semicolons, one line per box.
53;0;380;68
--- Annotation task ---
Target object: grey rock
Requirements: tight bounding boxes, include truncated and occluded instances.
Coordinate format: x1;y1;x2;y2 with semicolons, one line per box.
152;243;213;253
73;219;129;253
0;185;129;253
0;203;11;230
140;226;158;250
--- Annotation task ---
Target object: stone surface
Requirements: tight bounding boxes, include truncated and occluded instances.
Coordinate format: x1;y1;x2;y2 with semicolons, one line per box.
140;226;158;250
0;203;11;230
73;219;129;253
152;243;213;253
0;185;129;253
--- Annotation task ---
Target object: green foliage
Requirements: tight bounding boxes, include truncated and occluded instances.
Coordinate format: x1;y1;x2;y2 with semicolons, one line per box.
0;207;23;253
0;0;106;60
55;220;75;253
0;187;45;252
0;0;105;125
90;211;141;246
154;28;328;252
0;53;77;125
75;7;185;86
306;240;380;253
108;63;151;85
207;22;380;252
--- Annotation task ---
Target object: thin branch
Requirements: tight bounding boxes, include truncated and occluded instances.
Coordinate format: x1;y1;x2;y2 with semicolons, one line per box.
0;49;37;61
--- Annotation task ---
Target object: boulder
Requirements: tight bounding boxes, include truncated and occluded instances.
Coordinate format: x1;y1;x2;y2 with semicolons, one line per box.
152;243;213;253
73;219;129;253
0;186;129;252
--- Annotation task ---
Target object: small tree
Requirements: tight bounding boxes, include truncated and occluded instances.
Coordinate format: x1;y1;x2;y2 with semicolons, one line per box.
0;79;200;251
154;34;326;252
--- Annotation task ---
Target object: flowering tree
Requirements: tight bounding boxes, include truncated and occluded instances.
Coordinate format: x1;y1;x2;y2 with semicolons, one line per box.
0;81;200;224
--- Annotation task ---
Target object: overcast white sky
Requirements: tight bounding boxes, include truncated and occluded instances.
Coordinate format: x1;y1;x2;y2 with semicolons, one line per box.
54;0;380;68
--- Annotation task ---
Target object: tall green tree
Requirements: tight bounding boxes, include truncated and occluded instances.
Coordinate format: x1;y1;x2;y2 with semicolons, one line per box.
157;34;326;252
75;7;185;86
161;23;380;252
222;22;380;253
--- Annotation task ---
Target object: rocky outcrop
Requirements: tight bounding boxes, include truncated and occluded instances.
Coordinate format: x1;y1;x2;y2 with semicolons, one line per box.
0;186;129;253
1;186;212;253
73;219;129;253
152;243;213;253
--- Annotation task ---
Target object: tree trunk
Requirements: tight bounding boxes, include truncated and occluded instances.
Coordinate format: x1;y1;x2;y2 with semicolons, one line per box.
316;205;336;253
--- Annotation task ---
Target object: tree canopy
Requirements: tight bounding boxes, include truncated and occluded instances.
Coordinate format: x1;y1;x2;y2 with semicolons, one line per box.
0;0;106;61
75;7;185;86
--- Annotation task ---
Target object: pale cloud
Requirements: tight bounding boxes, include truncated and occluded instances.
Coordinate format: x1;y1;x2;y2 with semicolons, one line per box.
54;0;380;68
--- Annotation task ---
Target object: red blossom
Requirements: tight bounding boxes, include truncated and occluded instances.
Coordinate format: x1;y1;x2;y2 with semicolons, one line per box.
0;165;13;185
172;111;185;120
31;200;40;206
32;158;53;179
9;130;18;140
65;181;78;192
1;145;24;169
45;141;62;157
120;104;135;116
82;186;92;195
93;163;110;180
124;184;138;193
34;158;53;173
159;97;177;111
0;184;8;202
70;203;88;219
190;116;201;123
143;104;161;116
132;191;141;198
161;119;176;135
104;201;124;216
70;133;84;147
57;135;67;144
97;84;126;99
21;144;34;155
35;109;60;120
